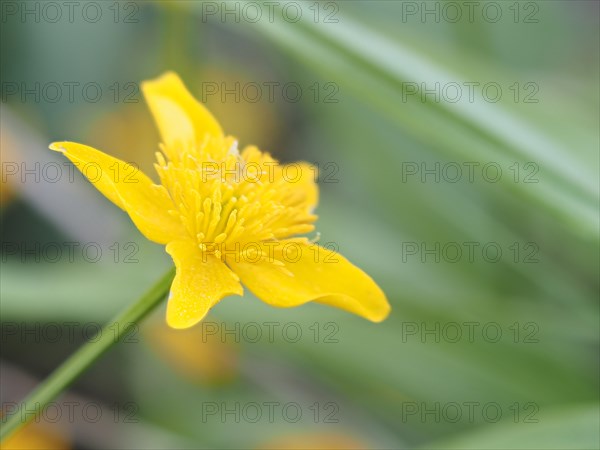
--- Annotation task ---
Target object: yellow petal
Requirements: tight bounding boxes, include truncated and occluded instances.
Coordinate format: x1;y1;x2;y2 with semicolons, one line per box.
227;241;390;322
49;141;185;244
166;241;243;329
141;71;223;147
280;161;319;213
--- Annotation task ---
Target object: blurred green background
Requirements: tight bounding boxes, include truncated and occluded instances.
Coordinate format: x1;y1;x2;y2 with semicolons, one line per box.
1;1;598;449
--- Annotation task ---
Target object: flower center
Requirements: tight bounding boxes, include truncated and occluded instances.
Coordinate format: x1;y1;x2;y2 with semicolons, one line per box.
154;136;316;259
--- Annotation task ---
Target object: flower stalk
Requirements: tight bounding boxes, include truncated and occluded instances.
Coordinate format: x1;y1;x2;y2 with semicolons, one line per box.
0;267;175;442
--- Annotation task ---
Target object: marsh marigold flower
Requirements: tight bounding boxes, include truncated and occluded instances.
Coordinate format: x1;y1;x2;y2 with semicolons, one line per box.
50;72;390;329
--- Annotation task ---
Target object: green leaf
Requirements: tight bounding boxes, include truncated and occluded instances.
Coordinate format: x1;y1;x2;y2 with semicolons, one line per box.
424;404;600;450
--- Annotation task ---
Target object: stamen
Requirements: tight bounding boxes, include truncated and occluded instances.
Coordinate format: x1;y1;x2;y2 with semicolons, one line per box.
155;135;317;259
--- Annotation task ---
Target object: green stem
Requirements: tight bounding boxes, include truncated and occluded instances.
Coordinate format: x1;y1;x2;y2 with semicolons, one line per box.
0;267;176;442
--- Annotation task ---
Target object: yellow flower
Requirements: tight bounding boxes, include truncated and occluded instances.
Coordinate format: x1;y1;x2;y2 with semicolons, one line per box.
259;432;367;449
50;72;390;329
144;318;239;385
1;420;69;450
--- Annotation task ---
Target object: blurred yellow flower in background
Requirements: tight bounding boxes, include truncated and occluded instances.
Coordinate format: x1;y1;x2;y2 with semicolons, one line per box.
86;105;159;177
258;432;367;450
1;420;68;450
144;319;239;385
0;128;19;207
50;72;390;329
197;66;283;154
0;161;16;208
